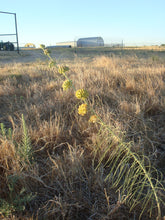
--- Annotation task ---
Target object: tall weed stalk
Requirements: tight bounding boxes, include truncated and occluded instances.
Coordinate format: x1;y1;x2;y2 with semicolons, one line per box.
40;45;165;219
19;114;32;163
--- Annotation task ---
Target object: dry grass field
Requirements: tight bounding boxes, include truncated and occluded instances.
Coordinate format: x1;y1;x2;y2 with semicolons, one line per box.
0;47;165;219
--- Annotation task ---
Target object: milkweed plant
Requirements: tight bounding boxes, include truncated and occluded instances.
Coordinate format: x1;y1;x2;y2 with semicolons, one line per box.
40;44;165;219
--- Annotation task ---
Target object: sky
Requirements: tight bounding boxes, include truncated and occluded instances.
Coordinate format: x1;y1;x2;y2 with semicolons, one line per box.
0;0;165;47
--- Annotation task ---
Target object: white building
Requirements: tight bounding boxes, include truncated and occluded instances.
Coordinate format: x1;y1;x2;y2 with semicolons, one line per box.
56;37;104;48
77;37;104;47
56;41;77;47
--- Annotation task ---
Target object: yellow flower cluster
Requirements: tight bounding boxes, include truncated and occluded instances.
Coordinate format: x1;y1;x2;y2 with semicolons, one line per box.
89;115;97;123
62;80;72;91
40;43;100;125
75;89;89;100
58;66;69;74
78;104;87;116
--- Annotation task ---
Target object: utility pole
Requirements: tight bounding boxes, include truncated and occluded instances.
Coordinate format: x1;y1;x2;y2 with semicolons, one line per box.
14;13;19;53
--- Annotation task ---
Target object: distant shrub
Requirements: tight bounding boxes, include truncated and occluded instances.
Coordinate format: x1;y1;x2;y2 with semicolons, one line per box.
24;43;36;48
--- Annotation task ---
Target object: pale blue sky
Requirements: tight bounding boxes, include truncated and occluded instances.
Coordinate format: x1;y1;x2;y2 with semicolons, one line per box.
0;0;165;47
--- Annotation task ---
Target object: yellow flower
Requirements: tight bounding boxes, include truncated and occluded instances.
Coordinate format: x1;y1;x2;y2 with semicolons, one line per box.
75;89;89;100
89;115;97;123
58;65;69;74
62;80;72;91
78;104;87;116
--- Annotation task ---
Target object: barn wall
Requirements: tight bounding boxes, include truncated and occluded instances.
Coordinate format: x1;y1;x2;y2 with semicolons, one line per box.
56;41;76;47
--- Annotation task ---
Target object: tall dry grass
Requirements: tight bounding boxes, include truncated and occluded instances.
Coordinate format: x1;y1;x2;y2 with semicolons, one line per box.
0;54;165;219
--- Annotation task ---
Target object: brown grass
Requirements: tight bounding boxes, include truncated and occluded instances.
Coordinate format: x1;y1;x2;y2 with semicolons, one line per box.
0;53;165;219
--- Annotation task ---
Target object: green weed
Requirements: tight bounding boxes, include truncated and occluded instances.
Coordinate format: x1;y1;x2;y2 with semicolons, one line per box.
18;114;33;163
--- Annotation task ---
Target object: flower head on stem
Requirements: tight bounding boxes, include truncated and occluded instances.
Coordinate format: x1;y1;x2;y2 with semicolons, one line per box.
58;65;69;74
78;103;88;116
75;89;89;100
89;115;97;123
62;80;73;91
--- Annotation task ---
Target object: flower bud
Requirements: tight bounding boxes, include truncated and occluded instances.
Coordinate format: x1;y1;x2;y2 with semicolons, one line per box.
75;89;89;100
78;104;88;116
